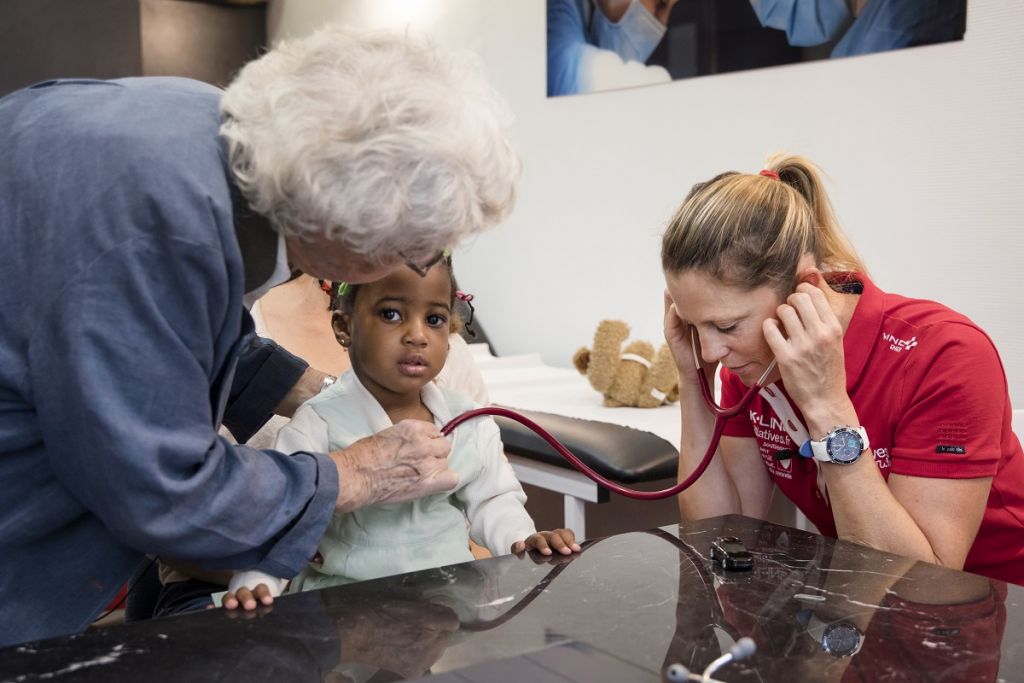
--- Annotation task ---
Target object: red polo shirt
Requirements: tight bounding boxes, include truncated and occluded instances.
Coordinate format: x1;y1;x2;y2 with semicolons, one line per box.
720;274;1024;585
840;583;1006;682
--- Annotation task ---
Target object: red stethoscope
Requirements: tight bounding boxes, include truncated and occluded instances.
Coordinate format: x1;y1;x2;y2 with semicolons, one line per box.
441;327;777;501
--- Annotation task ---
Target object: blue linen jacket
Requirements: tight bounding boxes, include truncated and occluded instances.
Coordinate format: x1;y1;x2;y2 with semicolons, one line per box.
0;77;338;646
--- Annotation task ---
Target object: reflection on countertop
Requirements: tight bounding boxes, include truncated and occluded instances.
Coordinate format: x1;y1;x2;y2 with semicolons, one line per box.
2;515;1020;682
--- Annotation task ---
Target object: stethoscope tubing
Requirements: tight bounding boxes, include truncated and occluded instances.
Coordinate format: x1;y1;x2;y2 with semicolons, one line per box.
440;333;776;500
443;406;725;500
691;325;777;419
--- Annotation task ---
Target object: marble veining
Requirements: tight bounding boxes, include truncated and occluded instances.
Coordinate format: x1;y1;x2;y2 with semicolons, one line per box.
1;515;1020;682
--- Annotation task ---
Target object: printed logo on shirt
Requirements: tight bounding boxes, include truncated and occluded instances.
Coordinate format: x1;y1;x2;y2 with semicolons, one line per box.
936;445;967;455
873;447;891;469
749;409;794;478
881;332;918;353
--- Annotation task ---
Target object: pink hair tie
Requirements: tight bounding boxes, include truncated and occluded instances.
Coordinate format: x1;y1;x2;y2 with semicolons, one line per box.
759;169;780;181
456;291;474;302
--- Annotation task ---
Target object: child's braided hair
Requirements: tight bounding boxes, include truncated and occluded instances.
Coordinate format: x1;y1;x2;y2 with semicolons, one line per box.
318;255;477;337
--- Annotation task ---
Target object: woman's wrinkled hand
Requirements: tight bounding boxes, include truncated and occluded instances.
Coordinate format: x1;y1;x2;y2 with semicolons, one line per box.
331;420;458;513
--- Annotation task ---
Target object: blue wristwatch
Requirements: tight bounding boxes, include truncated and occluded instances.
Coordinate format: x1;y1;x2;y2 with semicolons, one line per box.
799;426;869;465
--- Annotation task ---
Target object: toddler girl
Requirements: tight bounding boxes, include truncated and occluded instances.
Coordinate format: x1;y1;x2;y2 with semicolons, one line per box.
224;258;579;609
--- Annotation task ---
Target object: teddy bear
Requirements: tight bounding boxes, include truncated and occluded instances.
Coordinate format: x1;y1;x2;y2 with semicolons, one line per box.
572;320;680;408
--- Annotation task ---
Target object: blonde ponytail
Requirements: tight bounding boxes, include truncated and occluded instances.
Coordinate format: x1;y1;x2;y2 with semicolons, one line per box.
662;154;864;293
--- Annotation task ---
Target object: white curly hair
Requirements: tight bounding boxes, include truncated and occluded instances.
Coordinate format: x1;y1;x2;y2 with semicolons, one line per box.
220;25;521;262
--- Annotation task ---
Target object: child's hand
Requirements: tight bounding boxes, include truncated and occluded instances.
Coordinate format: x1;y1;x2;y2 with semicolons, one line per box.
512;529;581;556
222;571;289;611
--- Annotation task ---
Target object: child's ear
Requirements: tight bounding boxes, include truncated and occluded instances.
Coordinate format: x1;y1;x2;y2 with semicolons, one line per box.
449;311;463;335
332;311;352;348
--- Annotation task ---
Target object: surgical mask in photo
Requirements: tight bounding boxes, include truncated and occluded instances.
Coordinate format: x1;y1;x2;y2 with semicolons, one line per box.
589;0;666;64
750;0;850;46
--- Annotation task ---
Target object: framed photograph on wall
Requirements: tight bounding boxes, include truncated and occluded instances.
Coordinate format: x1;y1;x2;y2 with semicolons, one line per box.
547;0;968;97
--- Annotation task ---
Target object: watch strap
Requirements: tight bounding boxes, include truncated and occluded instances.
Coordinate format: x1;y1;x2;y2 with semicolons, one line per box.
800;426;869;463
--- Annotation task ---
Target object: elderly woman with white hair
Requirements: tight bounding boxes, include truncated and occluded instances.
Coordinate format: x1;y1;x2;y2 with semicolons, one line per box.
0;25;520;647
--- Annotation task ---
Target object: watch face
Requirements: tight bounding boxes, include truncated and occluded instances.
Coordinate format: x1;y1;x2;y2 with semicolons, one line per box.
821;622;862;657
826;428;864;464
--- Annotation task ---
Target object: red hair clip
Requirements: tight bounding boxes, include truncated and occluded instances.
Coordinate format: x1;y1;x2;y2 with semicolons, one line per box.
759;169;780;181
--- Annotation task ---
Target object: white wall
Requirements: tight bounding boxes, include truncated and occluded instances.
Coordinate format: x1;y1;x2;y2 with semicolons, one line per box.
269;0;1024;406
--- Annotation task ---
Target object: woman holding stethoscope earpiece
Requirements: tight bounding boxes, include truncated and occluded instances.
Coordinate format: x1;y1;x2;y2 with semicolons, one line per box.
660;154;1024;586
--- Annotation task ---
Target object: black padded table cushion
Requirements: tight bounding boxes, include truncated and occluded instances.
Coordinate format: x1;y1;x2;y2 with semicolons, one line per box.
492;406;679;484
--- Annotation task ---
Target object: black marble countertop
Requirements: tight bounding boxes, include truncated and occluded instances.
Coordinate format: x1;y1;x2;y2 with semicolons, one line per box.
2;515;1021;682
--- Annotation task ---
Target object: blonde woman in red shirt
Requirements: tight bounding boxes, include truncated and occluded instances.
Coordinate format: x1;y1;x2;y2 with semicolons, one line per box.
661;154;1023;585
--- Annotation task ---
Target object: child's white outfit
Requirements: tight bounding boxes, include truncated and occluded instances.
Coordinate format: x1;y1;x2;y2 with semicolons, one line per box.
233;370;535;595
